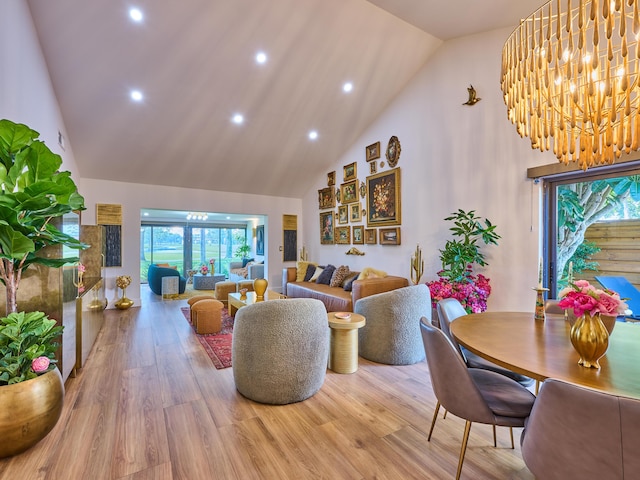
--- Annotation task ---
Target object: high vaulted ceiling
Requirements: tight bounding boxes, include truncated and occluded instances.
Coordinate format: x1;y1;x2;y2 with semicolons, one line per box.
27;0;544;199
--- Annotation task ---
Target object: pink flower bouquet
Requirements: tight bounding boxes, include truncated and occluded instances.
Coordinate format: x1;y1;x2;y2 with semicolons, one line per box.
427;272;492;314
558;280;628;317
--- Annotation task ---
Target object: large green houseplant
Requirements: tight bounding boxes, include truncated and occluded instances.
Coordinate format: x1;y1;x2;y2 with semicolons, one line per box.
0;119;86;457
427;209;500;313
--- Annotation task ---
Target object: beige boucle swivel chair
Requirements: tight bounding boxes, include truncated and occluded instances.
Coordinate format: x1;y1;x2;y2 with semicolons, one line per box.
232;298;329;404
354;284;431;365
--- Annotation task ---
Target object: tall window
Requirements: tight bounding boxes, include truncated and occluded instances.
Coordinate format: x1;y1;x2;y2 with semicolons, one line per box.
544;166;640;297
141;224;247;283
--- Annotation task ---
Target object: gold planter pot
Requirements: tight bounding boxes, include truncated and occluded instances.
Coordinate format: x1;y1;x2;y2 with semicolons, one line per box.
115;287;134;310
0;367;65;458
570;312;609;369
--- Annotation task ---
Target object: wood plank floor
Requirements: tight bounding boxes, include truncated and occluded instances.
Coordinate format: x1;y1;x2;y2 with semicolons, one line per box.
0;286;535;479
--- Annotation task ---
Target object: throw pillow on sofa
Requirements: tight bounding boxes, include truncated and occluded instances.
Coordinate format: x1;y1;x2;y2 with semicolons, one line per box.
343;272;360;291
330;265;350;287
316;265;335;285
304;264;317;282
242;257;255;267
296;261;317;282
358;267;387;280
309;267;324;282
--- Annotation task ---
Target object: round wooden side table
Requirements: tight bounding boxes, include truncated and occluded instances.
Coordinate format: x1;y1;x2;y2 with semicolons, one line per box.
328;312;366;374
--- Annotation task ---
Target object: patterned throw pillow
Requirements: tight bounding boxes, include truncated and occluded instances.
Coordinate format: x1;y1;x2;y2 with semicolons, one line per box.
316;264;336;285
330;265;351;287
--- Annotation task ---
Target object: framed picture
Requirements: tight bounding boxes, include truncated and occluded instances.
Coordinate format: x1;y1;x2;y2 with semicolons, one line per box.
340;180;359;204
379;227;401;245
327;171;335;186
366;168;401;226
338;205;349;224
343;162;357;181
365;228;377;244
319;211;334;245
256;225;264;255
335;226;351;244
366;141;381;161
370;161;377;174
318;187;335;210
386;136;401;167
350;203;362;222
359;181;366;198
352;225;364;244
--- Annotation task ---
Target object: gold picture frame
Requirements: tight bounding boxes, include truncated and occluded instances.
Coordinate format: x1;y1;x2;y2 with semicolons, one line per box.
335;226;351;244
366;168;401;226
319;211;334;245
366;141;381;161
318;187;335;210
338;205;349;224
343;162;357;181
327;171;336;186
379;227;401;245
370;161;377;174
350;203;362;222
340;180;359;204
365;229;377;244
352;225;364;244
385;136;401;167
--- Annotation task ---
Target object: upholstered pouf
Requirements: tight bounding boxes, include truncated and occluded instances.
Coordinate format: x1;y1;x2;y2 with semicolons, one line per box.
187;295;216;323
190;299;224;334
232;298;330;405
214;281;237;306
237;279;254;292
355;284;431;365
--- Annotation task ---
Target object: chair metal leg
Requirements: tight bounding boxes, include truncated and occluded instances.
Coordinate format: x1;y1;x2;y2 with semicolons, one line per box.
456;421;472;480
492;425;497;447
509;427;514;449
428;401;441;442
535;380;540;395
443;409;448;419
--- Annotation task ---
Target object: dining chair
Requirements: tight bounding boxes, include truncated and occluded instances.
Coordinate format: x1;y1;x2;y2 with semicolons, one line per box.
419;319;535;480
437;298;534;388
521;378;640;479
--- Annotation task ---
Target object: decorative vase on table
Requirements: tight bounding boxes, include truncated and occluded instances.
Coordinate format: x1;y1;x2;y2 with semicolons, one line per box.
115;275;134;310
569;312;609;369
254;278;268;299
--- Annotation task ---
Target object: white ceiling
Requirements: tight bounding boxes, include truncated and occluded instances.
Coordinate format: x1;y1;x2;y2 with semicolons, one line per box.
26;0;545;199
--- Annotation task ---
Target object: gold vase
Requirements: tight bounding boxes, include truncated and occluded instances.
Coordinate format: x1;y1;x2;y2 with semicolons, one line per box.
115;287;134;310
0;368;64;458
254;278;268;299
570;312;609;369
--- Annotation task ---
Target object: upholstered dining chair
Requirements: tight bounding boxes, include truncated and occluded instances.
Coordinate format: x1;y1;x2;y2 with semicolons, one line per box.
521;378;640;480
437;298;534;388
355;284;431;365
232;298;329;405
419;319;536;480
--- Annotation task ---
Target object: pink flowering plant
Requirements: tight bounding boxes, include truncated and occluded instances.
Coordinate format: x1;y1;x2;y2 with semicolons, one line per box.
558;280;628;317
428;271;492;314
200;264;209;275
0;311;62;385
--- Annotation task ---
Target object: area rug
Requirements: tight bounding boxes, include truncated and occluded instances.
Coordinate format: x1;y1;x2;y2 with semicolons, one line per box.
181;306;233;369
169;284;216;301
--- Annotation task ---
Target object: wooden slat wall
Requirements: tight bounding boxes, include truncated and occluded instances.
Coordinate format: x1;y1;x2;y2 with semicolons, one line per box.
583;219;640;290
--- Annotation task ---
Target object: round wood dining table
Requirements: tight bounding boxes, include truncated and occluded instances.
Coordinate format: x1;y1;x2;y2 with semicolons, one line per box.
450;312;640;399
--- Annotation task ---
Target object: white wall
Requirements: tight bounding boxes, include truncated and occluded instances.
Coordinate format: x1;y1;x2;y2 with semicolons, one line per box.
302;27;555;311
81;179;301;306
0;0;80;178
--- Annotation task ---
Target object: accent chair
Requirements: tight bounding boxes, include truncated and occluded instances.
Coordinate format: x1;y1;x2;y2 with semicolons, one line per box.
147;263;186;296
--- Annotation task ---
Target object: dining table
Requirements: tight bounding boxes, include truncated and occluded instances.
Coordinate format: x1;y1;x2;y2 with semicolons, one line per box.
450;311;640;399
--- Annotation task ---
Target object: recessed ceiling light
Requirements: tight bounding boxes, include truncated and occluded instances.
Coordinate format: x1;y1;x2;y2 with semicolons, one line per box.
143;212;149;216
308;130;318;140
232;114;244;124
130;90;144;102
343;82;353;93
255;52;267;64
129;7;143;22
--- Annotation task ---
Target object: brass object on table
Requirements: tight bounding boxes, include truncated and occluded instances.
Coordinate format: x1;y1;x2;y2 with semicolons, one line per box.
570;312;610;369
254;278;268;299
410;244;424;285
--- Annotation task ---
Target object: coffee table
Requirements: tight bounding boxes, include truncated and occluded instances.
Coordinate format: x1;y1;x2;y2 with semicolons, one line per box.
228;290;284;316
193;274;225;290
328;312;366;374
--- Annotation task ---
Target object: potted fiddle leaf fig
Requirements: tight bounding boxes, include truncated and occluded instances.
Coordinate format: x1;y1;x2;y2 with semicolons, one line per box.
0;118;86;457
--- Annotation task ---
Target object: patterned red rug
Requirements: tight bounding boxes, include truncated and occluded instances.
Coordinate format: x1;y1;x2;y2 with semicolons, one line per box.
180;307;234;369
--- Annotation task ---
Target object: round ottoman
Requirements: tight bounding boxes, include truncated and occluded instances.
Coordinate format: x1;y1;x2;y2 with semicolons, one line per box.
214;281;237;306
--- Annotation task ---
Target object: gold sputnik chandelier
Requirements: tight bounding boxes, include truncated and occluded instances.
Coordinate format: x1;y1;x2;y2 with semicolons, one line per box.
501;0;640;169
